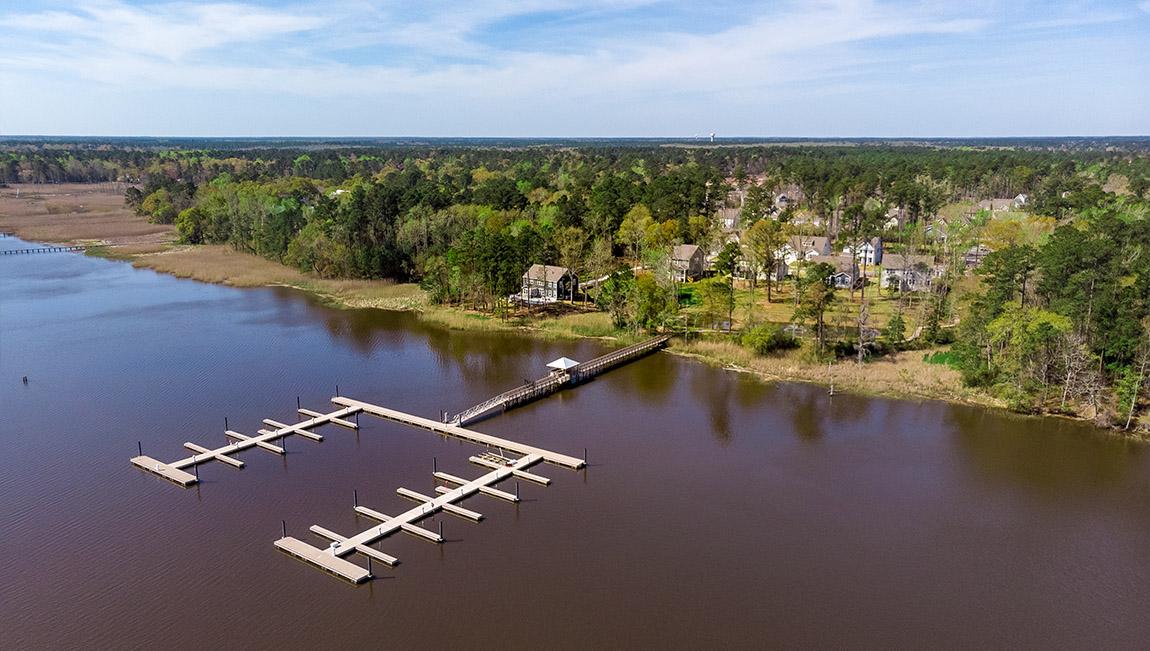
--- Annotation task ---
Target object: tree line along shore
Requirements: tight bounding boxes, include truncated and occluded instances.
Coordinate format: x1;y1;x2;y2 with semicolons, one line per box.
3;139;1150;433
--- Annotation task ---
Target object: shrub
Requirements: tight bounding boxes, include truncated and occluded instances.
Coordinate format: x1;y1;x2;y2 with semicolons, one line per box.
742;323;799;355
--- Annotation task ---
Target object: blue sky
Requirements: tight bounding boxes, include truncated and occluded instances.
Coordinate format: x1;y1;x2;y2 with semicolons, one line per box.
0;0;1147;137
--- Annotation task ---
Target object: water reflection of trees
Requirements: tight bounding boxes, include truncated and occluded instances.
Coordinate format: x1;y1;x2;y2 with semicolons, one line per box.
690;366;732;443
945;406;1140;493
624;353;677;404
268;286;609;394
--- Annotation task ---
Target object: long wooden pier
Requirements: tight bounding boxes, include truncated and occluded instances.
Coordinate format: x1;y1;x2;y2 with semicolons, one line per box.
449;334;670;426
1;244;89;255
331;396;586;468
276;452;550;583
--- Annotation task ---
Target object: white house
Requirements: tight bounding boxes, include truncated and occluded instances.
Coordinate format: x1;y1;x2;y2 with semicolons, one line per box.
880;254;942;292
778;235;831;266
843;237;883;266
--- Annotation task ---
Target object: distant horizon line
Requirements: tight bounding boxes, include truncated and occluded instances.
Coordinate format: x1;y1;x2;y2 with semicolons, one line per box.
2;134;1148;141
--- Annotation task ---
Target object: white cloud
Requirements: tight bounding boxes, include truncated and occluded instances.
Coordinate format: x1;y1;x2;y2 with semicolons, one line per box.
0;0;983;99
1;0;1144;136
0;1;327;62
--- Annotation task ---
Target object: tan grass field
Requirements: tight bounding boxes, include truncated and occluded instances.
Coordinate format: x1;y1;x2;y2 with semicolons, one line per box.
0;183;174;245
674;338;997;407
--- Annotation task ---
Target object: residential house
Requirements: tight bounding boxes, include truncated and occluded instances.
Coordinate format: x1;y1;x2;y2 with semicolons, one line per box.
976;198;1015;212
843;237;883;266
519;264;577;303
964;243;992;268
809;255;863;289
880;254;941;292
1013;193;1029;208
717;207;741;231
883;207;902;231
779;235;831;266
671;244;706;282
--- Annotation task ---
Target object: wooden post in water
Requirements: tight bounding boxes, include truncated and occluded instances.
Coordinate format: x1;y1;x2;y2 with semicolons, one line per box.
224;416;229;431
354;489;358;508
137;441;142;457
282;519;287;538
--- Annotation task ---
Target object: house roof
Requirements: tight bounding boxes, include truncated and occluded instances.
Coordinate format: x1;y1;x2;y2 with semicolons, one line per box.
883;254;935;270
844;237;881;251
547;357;580;370
976;198;1014;211
523;264;570;283
809;255;857;274
672;244;701;260
788;235;829;252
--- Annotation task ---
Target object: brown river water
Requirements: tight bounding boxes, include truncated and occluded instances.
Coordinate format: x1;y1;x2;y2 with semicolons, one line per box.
2;236;1150;649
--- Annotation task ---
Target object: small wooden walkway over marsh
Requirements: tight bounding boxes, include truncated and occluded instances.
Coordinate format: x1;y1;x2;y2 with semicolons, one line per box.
449;334;670;426
1;244;89;255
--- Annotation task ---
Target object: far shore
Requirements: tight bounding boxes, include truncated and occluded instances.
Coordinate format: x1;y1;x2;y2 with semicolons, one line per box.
0;181;1058;427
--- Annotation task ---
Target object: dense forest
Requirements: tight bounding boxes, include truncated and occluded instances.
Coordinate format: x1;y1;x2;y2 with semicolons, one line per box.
6;138;1150;429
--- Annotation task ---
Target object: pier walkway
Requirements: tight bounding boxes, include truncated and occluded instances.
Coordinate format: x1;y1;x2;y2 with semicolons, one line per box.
1;244;89;255
449;334;670;426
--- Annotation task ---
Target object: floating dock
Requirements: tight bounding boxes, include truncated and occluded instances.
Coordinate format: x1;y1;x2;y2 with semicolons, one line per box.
449;334;670;425
130;404;361;486
276;452;550;583
132;394;585;487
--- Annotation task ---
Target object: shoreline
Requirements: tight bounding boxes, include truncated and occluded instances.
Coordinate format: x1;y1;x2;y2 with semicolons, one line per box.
0;205;1129;437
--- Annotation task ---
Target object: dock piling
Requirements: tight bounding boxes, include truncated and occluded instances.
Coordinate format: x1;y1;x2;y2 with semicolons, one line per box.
354;489;358;508
282;519;287;538
225;416;229;431
433;456;437;473
297;396;301;410
137;441;142;457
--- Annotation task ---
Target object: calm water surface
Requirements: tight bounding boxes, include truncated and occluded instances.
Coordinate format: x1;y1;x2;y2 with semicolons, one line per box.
2;237;1150;649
